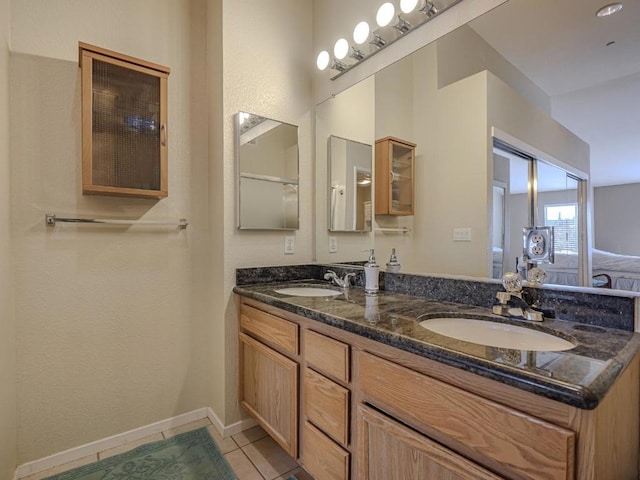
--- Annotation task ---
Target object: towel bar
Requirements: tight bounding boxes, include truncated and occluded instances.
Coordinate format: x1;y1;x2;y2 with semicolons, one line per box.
45;213;188;229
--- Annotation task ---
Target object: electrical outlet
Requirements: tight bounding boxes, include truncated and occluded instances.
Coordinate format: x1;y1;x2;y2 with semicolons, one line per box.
284;236;295;254
328;236;338;253
453;227;472;242
523;226;554;263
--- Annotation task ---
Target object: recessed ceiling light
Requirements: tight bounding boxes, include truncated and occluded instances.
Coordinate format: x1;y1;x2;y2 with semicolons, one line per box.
596;3;623;17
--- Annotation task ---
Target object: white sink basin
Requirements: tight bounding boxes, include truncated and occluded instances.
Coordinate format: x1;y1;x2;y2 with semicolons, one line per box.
274;287;342;297
419;318;574;352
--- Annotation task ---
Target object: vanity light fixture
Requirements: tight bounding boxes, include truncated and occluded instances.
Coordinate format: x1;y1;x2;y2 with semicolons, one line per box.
370;32;388;48
316;50;330;71
315;0;461;77
330;59;348;72
353;21;370;44
376;2;396;27
401;0;438;16
334;38;350;60
350;46;366;61
596;2;623;17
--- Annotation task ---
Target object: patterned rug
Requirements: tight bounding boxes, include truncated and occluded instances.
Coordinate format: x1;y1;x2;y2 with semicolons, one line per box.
44;427;237;480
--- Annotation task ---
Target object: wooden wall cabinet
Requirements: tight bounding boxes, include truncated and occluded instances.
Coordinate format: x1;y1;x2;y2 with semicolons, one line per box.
375;136;416;215
80;43;170;199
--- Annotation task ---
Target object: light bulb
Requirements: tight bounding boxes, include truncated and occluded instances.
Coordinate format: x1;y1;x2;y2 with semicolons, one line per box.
376;2;396;27
400;0;420;13
353;21;370;45
316;50;330;71
334;38;349;60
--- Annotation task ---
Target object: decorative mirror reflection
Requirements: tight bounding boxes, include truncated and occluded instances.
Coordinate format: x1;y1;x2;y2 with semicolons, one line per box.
236;112;299;230
328;135;373;232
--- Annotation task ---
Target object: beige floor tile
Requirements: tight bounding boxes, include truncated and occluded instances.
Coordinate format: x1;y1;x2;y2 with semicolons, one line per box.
162;418;212;439
242;436;298;480
274;466;314;480
232;424;268;447
224;449;264;480
206;424;240;454
20;454;97;480
98;433;164;460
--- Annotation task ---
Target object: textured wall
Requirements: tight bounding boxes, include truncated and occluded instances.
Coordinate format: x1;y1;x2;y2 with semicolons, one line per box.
0;0;17;476
221;0;314;423
11;0;212;464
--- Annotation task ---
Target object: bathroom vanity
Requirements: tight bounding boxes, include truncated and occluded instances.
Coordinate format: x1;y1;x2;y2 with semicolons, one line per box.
234;271;640;480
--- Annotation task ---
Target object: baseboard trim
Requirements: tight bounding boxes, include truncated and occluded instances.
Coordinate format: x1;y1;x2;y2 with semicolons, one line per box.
15;408;218;479
207;407;257;438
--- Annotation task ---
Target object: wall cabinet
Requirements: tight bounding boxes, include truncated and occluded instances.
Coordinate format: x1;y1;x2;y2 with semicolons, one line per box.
80;43;170;199
375;136;416;215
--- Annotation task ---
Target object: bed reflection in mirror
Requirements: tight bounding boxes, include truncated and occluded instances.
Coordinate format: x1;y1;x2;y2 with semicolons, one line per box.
236;112;299;230
328;135;372;232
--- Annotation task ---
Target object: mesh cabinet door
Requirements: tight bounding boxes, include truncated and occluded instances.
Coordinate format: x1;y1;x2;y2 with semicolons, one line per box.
80;43;169;199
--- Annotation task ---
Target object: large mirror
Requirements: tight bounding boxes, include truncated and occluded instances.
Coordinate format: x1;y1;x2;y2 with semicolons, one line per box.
328;135;373;232
315;0;640;293
237;112;299;230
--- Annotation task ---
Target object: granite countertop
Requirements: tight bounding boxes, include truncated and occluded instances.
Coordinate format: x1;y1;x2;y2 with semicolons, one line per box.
233;280;640;410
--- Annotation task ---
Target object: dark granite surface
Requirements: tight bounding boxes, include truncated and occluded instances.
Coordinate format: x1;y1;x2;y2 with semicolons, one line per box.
234;270;640;410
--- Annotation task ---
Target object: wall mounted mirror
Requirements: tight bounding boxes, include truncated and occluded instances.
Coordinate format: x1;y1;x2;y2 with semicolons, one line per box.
314;0;640;293
328;135;372;232
236;112;299;230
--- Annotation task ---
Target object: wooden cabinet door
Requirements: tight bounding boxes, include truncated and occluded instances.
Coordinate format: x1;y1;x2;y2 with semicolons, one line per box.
357;404;504;480
240;332;298;457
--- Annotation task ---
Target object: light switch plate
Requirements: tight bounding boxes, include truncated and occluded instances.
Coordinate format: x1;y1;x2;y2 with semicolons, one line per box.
453;227;472;242
284;236;295;254
329;236;338;253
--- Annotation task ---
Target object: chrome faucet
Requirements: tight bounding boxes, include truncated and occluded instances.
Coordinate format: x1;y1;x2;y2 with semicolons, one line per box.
324;270;356;289
493;272;545;322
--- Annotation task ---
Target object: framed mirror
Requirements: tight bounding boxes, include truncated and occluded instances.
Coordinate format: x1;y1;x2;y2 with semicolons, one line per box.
236;112;299;230
328;135;372;232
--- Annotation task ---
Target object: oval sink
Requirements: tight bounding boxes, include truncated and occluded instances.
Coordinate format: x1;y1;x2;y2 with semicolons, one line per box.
419;318;574;352
274;287;342;297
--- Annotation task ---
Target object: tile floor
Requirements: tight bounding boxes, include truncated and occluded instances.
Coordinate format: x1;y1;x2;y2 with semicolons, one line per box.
22;418;314;480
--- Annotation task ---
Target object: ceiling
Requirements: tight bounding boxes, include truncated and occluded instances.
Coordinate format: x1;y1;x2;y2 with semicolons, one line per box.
469;0;640;187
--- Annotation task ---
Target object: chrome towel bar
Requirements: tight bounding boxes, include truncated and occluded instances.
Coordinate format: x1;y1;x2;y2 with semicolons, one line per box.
45;213;188;229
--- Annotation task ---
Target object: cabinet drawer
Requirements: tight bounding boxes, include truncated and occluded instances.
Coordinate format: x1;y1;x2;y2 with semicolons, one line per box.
305;330;350;382
358;351;575;480
303;421;349;480
240;303;298;355
304;367;349;446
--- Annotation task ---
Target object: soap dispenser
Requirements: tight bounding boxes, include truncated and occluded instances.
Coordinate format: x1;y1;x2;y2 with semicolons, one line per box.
386;248;401;273
364;249;379;295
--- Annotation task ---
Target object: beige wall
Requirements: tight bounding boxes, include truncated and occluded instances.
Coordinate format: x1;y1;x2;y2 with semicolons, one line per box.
0;0;17;476
221;0;313;423
11;0;212;464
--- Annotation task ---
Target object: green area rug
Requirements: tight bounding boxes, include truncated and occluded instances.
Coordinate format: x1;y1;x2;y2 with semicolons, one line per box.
45;427;237;480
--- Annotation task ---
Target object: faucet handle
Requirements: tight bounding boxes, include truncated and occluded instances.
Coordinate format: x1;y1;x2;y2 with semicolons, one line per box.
496;291;511;305
501;272;523;294
324;270;337;280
